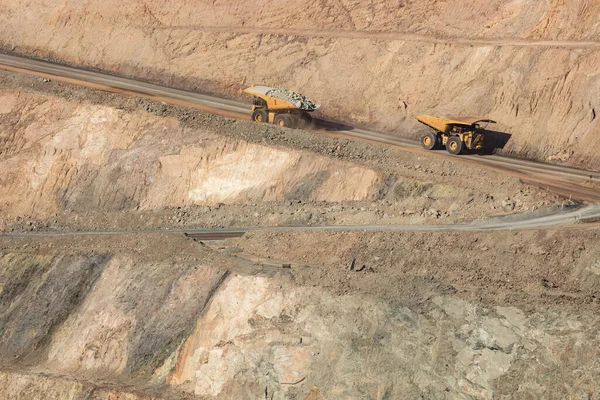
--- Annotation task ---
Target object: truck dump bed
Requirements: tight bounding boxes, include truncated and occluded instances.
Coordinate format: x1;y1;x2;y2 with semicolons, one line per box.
244;86;320;111
417;115;495;133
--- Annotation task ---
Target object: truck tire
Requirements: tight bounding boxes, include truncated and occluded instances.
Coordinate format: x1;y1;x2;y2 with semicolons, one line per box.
274;114;296;128
421;132;440;150
446;136;464;155
252;109;268;123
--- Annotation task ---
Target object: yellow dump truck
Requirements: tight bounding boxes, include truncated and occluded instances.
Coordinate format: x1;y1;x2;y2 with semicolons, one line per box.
416;115;496;155
244;86;320;129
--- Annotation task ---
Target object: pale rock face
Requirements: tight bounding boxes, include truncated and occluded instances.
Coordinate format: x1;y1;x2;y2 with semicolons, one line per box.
188;145;295;203
46;257;135;378
167;275;600;399
0;90;380;220
157;141;379;206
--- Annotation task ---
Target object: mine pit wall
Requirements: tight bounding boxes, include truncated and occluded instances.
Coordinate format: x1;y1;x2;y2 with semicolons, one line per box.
1;245;600;399
0;89;380;223
0;1;599;169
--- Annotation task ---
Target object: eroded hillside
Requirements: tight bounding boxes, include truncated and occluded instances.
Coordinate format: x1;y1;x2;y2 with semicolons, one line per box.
0;86;379;220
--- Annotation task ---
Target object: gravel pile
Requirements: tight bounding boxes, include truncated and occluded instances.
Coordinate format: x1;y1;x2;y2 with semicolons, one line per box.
266;88;320;111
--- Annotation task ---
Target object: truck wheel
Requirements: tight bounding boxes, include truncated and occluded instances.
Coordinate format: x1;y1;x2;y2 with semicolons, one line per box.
274;114;296;128
252;109;268;123
446;136;464;155
421;132;440;150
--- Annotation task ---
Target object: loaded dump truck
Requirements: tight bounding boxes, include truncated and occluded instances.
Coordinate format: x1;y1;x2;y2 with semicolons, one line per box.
417;115;496;155
244;86;320;129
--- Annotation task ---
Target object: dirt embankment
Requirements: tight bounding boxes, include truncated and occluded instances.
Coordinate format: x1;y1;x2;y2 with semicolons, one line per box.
0;73;554;232
0;0;598;169
0;87;380;221
0;227;599;399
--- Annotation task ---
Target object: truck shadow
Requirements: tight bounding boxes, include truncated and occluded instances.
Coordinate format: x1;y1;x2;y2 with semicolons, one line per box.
313;118;354;132
472;129;512;155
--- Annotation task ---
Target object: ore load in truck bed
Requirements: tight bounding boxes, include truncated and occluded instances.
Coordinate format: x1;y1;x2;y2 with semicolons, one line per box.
265;88;320;111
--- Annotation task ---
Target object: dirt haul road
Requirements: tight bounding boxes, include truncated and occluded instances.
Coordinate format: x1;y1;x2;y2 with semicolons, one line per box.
1;52;599;202
2;203;600;240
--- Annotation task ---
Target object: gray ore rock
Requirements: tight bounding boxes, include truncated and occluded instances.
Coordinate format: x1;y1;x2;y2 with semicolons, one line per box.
266;88;320;111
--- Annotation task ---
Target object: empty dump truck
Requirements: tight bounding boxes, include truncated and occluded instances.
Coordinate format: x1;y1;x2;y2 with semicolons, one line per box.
244;86;320;129
417;115;496;155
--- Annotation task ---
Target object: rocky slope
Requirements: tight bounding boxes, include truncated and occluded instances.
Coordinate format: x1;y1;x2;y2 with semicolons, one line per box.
0;87;380;221
1;73;553;232
0;227;599;399
0;0;598;168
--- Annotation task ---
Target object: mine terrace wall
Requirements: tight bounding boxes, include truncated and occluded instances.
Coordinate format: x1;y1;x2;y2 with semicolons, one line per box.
1;1;599;169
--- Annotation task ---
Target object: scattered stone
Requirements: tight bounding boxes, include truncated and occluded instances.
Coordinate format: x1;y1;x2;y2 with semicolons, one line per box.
541;278;558;289
502;199;516;210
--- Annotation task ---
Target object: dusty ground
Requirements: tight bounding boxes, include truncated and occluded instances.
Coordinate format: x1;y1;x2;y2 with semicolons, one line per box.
1;0;598;168
231;227;600;311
